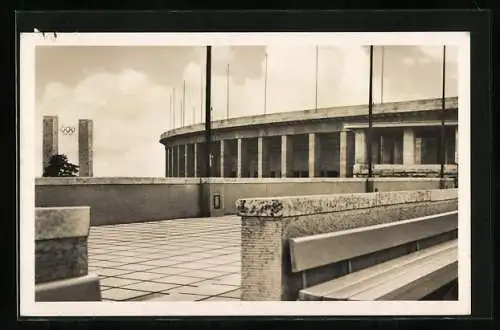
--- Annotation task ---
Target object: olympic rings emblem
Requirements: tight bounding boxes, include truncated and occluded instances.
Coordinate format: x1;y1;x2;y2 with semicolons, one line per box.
61;126;76;135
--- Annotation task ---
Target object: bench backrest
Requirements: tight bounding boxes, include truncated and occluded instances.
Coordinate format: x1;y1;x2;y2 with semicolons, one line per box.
289;210;458;273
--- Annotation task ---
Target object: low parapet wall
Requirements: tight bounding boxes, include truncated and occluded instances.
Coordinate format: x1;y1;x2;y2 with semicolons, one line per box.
35;206;101;301
236;188;459;301
35;177;455;226
35;177;202;226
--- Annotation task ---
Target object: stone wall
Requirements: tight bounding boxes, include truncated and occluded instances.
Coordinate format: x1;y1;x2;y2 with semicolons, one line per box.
35;177;202;226
236;188;458;301
207;177;456;217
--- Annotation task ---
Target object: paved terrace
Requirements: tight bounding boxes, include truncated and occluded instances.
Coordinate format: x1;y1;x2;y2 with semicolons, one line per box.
88;216;241;301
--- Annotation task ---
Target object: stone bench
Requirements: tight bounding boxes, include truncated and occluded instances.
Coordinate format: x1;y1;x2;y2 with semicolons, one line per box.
35;206;101;301
236;188;458;301
291;211;458;301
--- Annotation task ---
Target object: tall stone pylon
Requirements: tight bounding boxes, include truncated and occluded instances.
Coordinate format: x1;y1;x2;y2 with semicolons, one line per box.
42;116;59;170
78;119;93;177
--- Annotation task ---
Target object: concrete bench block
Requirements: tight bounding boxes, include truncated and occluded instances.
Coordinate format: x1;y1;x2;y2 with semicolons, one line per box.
35;273;101;302
236;189;458;301
35;206;91;284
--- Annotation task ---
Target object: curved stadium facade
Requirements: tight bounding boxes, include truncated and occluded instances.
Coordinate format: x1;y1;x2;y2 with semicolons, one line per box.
160;97;459;179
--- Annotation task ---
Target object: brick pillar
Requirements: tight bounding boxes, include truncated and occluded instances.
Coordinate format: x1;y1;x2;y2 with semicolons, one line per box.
339;130;349;177
258;136;270;178
354;130;366;164
403;128;415;165
43;116;59;171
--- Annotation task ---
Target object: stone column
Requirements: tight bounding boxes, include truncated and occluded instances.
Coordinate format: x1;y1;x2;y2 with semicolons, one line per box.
403;128;415;165
43;116;59;171
414;137;422;165
184;144;188;177
170;147;175;177
220;140;225;177
308;133;318;177
237;138;248;178
258;136;270;178
176;145;180;177
455;126;458;163
194;143;198;177
78;119;93;177
354;130;366;164
281;135;294;178
339;130;349;177
165;147;170;178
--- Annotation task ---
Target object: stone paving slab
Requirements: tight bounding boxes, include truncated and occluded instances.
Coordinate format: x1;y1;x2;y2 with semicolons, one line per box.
88;216;241;301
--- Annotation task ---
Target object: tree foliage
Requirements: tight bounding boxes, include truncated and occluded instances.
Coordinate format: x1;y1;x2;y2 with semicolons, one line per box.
43;154;79;177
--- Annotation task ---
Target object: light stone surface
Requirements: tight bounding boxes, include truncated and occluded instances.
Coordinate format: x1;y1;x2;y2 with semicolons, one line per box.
236;188;458;218
35;206;90;240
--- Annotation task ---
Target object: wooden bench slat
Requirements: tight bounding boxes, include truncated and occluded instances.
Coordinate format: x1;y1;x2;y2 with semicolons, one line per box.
290;211;458;273
346;250;457;301
299;240;457;301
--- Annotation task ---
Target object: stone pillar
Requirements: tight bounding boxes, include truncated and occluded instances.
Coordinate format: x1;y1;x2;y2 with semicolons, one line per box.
339;130;349;177
258;136;270;178
170;147;175;177
165;147;170;177
176;145;180;177
237;139;248;178
354;130;366;164
281;135;294;178
184;144;188;178
415;137;422;165
455;126;458;163
308;133;319;178
78;119;93;177
43;116;59;171
403;128;415;165
194;143;198;177
220;140;225;177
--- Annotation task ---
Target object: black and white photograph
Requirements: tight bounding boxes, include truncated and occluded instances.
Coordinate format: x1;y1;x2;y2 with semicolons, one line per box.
20;31;471;316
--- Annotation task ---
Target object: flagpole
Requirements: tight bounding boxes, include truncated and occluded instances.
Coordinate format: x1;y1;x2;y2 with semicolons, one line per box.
226;63;230;119
440;45;447;186
200;68;203;124
169;94;173;130
173;88;176;129
264;53;268;115
315;45;319;111
367;45;374;189
182;80;186;126
381;46;385;103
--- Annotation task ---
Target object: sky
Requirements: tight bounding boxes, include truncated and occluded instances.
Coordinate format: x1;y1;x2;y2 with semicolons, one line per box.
35;45;459;177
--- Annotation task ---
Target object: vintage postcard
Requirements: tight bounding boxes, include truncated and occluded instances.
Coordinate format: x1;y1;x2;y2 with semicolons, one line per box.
20;31;471;316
